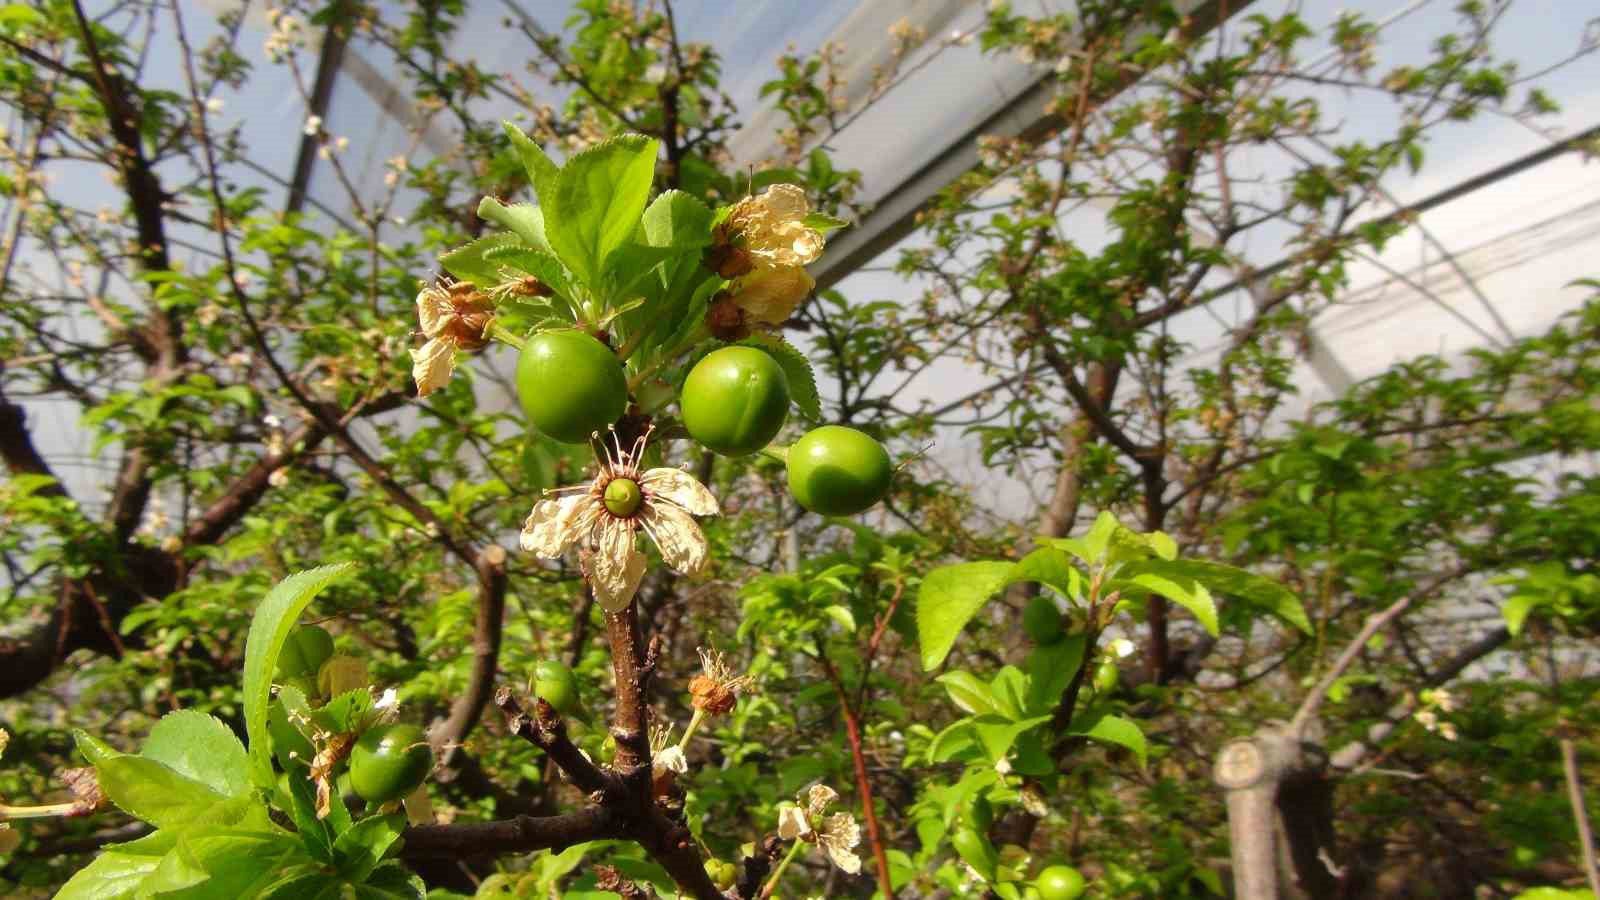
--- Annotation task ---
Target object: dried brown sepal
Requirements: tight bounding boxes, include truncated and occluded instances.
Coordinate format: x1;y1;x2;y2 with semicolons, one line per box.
705;293;750;343
58;767;104;816
594;865;650;899
310;732;354;819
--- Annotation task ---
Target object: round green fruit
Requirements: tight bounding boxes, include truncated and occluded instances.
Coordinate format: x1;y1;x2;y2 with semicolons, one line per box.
681;346;790;456
704;859;737;890
349;724;434;805
951;826;999;882
515;331;627;444
534;659;579;716
785;426;892;516
1093;658;1119;693
276;624;334;679
1035;864;1086;900
1022;596;1064;644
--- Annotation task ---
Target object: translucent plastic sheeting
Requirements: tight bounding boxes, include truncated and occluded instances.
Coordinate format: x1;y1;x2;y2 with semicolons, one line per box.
819;0;1600;515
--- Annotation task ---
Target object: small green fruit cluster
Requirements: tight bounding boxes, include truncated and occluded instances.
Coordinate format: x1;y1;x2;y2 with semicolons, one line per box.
273;625;435;807
680;347;894;515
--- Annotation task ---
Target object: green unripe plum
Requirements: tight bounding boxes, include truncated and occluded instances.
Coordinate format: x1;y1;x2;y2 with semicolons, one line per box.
1035;864;1087;900
348;724;434;805
704;859;737;890
785;426;892;516
534;659;580;716
276;624;334;679
681;346;790;456
1022;596;1064;644
515;330;627;444
951;825;999;882
1093;658;1119;693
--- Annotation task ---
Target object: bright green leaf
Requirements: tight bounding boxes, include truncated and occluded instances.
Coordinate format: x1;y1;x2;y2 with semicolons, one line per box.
642;189;713;249
1008;547;1084;603
55;831;176;900
548;134;659;293
141;710;250;799
1115;571;1219;637
1070;711;1147;767
918;561;1015;671
1025;634;1087;716
439;232;523;288
333;813;407;882
936;671;996;716
822;604;856;632
502;120;559;206
1503;592;1545;637
1120;559;1310;635
243;564;357;788
475;198;550;254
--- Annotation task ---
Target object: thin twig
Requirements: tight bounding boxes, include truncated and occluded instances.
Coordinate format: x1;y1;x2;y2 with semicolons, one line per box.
1561;737;1600;898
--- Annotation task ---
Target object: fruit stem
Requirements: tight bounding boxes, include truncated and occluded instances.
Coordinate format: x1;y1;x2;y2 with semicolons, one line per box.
0;801;80;820
757;444;790;465
488;321;525;351
676;708;707;752
759;838;806;899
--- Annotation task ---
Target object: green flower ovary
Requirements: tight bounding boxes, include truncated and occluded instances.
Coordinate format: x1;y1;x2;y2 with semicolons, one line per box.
603;477;643;517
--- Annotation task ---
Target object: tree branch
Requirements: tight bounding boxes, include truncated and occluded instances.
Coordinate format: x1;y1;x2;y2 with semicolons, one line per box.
497;686;613;797
431;545;509;766
400;808;618;859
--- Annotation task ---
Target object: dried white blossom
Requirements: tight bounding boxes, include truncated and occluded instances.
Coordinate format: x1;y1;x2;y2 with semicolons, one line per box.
521;428;718;612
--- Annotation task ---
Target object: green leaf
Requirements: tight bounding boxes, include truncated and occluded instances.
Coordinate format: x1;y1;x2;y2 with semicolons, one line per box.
1082;511;1120;563
243;564;357;788
1025;634;1087;715
970;714;1051;762
927;721;978;763
1114;571;1219;637
55;831;176;900
548;134;660;294
642;189;714;249
439;232;524;288
476;198;551;254
311;688;376;736
283;764;335;862
1504;592;1545;637
801;211;848;233
745;333;821;420
1009;548;1084;603
258;869;345;900
1069;711;1147;767
74;732;243;830
918;561;1016;671
141;711;250;799
936;671;996;716
502;121;559;206
333;813;407;882
356;862;427;900
1119;559;1310;635
155;831;310;900
822;604;856;632
601;242;683;301
989;666;1028;720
